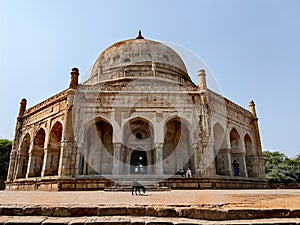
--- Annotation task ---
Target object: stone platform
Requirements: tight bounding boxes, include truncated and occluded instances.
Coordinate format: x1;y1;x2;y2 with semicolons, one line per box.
5;176;267;191
0;189;300;224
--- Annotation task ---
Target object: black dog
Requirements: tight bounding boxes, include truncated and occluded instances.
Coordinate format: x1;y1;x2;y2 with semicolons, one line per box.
132;181;146;195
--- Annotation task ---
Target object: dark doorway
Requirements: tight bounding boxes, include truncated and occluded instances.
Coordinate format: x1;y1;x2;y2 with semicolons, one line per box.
130;149;147;174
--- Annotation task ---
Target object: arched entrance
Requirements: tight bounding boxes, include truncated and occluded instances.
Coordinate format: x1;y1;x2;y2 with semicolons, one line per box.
163;117;191;175
81;118;113;175
16;133;30;178
45;122;62;176
130;149;147;174
28;128;46;177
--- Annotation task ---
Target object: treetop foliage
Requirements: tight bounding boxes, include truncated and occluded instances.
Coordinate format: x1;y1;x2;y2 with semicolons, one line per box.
0;139;12;189
264;150;300;184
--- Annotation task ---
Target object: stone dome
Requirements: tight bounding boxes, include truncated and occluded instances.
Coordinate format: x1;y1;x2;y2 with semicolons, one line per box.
89;34;189;83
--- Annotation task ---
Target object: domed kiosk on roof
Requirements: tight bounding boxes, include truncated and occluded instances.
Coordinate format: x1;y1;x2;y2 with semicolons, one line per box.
6;32;266;191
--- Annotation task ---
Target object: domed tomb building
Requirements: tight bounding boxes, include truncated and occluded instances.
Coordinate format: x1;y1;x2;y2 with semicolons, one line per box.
6;33;266;190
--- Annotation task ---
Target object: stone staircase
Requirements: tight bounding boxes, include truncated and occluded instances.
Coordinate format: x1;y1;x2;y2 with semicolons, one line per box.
104;175;171;192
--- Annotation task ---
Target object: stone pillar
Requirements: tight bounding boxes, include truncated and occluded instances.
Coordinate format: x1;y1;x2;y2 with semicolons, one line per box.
240;153;248;177
207;142;216;176
192;143;201;177
7;99;27;182
199;141;216;177
14;155;22;179
59;68;79;177
216;148;232;176
41;147;49;177
155;143;163;176
26;149;44;178
112;143;122;175
26;152;33;178
249;100;265;179
198;69;211;139
75;142;85;175
224;149;233;176
59;89;75;177
14;153;27;179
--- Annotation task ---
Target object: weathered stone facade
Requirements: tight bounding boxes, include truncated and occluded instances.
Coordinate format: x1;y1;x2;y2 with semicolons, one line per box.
6;33;266;190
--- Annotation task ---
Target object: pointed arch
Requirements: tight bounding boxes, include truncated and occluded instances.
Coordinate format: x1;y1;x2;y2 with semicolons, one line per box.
123;116;154;146
164;115;191;132
213;122;230;175
82;117;113;175
163;116;191;175
229;128;241;153
244;134;258;177
28;128;46;177
44;121;63;176
16;133;30;178
244;134;254;155
230;128;247;177
122;116;154;175
213;122;225;150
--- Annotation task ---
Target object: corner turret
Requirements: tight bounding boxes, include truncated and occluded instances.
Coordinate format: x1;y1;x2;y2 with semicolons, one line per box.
198;69;207;92
69;67;79;89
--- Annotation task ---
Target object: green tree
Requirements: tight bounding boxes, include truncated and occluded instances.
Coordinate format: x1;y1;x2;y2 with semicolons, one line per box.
264;150;300;185
0;139;12;189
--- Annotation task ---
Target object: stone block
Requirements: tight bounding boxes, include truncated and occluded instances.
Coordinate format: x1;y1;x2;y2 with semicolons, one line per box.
127;206;146;216
156;207;178;217
42;217;72;224
41;206;71;217
68;217;88;225
87;183;98;189
97;183;105;189
176;183;185;189
69;207;98;216
40;184;51;190
0;216;11;225
1;206;23;216
215;183;223;188
85;216;130;224
75;183;86;189
61;183;75;190
23;206;43;216
98;207;128;216
199;183;212;189
146;221;173;225
145;207;158;217
290;209;300;218
4;216;47;224
187;183;198;188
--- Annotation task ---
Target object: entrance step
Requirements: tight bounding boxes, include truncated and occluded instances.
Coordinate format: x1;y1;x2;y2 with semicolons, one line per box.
103;175;171;192
104;185;170;192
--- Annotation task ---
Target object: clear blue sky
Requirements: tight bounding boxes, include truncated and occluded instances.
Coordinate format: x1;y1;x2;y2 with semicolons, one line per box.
1;0;299;157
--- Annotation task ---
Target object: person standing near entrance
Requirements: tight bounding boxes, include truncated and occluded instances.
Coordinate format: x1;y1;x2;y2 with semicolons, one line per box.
232;160;240;176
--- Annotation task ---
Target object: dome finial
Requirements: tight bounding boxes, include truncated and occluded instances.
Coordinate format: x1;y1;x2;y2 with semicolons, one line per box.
135;30;144;39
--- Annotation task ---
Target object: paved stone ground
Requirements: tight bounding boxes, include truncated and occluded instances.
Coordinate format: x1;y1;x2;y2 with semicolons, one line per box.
1;189;300;209
0;189;300;224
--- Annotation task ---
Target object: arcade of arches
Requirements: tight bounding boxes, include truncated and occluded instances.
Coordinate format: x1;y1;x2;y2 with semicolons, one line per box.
77;116;193;177
13;117;261;181
213;123;260;178
15;122;63;179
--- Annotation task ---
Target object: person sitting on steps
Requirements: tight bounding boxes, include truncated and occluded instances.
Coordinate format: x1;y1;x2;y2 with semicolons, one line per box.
186;167;192;178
